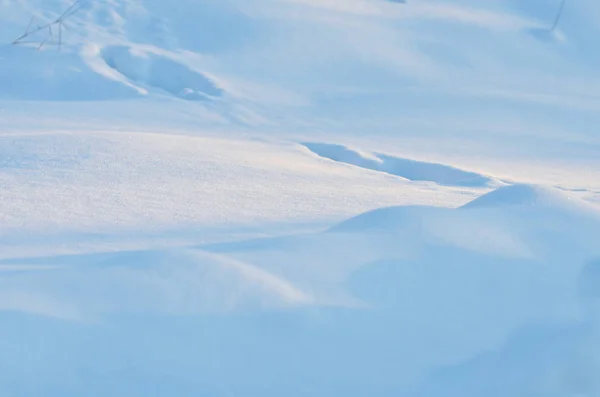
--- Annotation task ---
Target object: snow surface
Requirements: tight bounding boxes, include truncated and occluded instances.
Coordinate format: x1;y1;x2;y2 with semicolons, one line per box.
1;0;600;396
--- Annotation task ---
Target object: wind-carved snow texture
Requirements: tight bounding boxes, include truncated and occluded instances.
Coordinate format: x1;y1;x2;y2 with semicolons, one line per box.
0;249;313;318
102;46;223;101
303;142;495;187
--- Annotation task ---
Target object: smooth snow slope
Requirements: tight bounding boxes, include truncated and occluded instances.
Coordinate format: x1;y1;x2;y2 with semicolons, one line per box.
0;131;481;240
1;0;600;396
1;0;600;191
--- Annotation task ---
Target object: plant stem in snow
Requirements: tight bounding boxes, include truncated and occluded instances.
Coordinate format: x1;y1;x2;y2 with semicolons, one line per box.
551;0;567;32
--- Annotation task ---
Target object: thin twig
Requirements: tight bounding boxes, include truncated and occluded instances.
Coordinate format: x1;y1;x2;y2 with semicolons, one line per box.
12;21;52;44
12;0;82;47
551;0;567;32
62;6;83;21
57;0;82;22
37;34;49;50
25;16;35;34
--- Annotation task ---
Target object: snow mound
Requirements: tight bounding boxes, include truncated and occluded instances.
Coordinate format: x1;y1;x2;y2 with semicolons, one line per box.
461;184;597;212
331;184;600;233
303;142;494;187
0;249;313;319
329;205;444;233
329;184;600;263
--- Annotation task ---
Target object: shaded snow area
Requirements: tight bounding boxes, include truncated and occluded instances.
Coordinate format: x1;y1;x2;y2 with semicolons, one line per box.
2;0;600;396
3;185;600;397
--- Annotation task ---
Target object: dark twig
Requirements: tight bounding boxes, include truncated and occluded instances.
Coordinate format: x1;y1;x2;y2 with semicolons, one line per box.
550;0;567;32
24;16;35;34
12;0;82;49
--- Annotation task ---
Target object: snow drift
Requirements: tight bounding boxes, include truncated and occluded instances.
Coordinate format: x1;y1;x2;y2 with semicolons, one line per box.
2;184;600;396
2;0;600;395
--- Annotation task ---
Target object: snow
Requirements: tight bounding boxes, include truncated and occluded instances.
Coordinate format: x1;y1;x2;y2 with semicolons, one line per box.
461;183;600;212
1;0;600;396
3;184;600;395
303;142;497;187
